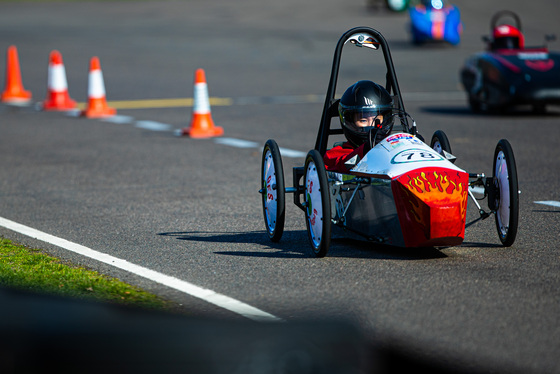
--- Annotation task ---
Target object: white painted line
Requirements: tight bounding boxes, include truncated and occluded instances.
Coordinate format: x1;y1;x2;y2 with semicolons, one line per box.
214;137;259;148
135;120;173;131
535;201;560;208
0;216;283;323
101;115;135;124
279;147;306;158
65;109;82;117
96;115;306;159
214;138;306;158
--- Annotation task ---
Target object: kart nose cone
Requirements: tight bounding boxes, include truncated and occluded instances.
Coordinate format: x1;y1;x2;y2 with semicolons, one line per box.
392;167;469;247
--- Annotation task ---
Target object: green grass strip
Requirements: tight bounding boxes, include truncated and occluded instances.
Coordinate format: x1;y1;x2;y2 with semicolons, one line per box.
0;237;175;311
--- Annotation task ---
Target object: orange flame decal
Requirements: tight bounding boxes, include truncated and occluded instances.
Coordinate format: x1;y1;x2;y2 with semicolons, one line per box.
392;167;469;247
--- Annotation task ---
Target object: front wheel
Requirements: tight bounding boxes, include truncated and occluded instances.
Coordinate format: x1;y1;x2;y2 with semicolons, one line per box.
304;150;331;257
492;139;519;247
430;130;454;163
261;139;285;242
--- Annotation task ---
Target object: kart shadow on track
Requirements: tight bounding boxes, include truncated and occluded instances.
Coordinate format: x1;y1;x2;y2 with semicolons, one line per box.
330;237;449;260
533;209;560;214
458;241;505;249
158;230;274;245
419;104;560;117
158;230;450;260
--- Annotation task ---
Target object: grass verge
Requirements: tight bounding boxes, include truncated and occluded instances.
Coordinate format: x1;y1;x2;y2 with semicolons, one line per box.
0;237;176;311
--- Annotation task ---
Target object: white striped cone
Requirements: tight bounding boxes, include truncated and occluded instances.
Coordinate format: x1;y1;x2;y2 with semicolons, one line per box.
81;56;116;118
42;50;76;110
182;68;223;138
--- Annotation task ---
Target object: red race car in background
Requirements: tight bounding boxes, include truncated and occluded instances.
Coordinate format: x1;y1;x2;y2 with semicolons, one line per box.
460;10;560;113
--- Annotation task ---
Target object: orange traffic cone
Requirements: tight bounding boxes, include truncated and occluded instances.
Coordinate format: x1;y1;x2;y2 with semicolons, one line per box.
181;68;223;138
81;56;116;118
42;50;77;111
1;45;32;105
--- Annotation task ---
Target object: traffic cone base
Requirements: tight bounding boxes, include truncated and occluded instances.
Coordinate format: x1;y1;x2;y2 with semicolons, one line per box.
0;92;31;104
43;92;76;110
1;46;32;104
182;113;224;138
81;56;116;118
82;97;116;118
182;68;223;138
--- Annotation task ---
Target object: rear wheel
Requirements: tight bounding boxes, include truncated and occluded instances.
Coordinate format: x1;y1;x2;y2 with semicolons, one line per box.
468;95;482;113
533;103;547;114
304;150;331;257
492;139;519;247
261;139;285;242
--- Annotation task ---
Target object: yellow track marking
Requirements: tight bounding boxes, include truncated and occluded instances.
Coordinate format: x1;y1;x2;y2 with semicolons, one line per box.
75;97;233;110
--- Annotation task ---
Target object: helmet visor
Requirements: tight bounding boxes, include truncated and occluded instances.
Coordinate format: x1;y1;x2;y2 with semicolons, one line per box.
341;108;393;133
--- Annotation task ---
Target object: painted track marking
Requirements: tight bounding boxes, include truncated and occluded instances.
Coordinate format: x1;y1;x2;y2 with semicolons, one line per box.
70;91;464;158
534;201;560;208
74;91;465;110
0;216;284;323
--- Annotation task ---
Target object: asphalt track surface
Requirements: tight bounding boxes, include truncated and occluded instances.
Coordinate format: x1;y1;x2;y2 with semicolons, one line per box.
1;0;559;373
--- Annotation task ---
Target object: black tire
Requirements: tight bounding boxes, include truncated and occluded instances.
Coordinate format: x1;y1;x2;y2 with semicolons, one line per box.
261;139;285;242
303;150;331;257
430;130;455;164
533;103;547;114
430;130;452;155
492;139;519;247
468;95;482;113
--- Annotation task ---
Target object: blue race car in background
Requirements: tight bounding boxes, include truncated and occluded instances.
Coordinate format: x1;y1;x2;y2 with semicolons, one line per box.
460;10;560;113
409;0;462;45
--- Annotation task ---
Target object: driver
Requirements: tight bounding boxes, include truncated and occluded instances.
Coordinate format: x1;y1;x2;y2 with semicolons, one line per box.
323;80;394;173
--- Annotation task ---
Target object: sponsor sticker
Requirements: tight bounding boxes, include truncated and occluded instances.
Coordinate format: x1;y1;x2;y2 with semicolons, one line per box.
386;133;414;142
382;134;423;151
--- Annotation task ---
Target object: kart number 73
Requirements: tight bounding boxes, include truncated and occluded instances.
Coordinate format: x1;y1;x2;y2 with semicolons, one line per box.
391;148;444;164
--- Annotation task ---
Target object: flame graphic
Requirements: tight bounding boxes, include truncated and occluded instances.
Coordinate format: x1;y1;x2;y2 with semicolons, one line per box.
401;170;468;221
392;167;469;247
402;170;464;195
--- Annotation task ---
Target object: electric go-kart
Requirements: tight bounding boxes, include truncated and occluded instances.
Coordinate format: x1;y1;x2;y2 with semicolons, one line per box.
460;10;560;113
409;0;462;45
260;27;519;257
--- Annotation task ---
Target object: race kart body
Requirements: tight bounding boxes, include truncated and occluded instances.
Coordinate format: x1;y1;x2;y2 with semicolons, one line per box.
409;0;462;45
460;10;560;113
260;27;519;257
327;133;468;248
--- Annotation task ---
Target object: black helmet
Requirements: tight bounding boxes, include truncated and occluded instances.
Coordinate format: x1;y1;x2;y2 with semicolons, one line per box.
338;80;394;148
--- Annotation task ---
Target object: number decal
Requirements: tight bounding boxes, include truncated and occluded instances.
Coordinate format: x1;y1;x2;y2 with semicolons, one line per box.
391;148;444;164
